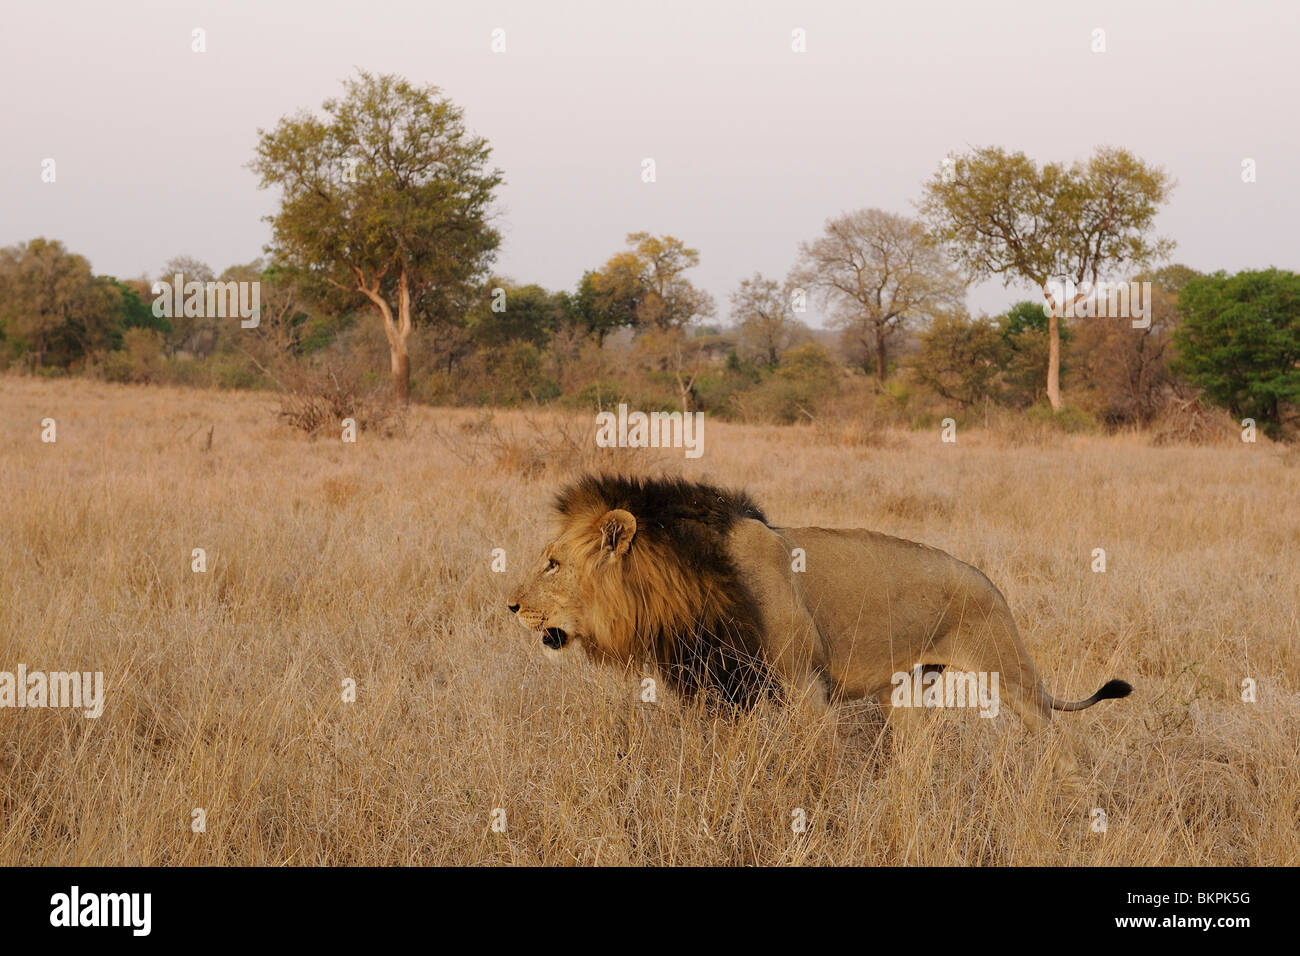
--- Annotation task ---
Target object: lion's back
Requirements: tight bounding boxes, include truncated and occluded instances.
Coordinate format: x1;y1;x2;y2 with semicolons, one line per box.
728;521;1006;691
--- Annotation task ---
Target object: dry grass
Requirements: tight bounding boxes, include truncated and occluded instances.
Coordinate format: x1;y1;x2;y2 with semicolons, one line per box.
1;375;1297;866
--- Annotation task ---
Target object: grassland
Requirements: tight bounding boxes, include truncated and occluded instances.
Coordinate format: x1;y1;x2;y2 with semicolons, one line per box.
1;376;1297;865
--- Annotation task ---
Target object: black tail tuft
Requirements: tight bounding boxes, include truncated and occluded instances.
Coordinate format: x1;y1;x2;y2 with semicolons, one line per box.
1097;679;1132;701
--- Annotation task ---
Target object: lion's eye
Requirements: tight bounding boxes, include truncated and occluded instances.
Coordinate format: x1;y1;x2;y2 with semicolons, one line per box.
544;558;559;573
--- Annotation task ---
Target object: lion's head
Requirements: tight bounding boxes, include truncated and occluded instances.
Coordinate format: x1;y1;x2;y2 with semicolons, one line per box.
507;474;773;705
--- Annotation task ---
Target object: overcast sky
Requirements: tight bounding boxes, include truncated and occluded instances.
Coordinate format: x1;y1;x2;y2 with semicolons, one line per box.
3;0;1297;325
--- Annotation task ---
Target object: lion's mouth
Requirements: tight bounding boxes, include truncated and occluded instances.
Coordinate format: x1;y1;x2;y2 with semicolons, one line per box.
541;627;570;650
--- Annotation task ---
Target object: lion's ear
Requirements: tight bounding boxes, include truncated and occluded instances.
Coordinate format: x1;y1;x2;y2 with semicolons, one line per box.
599;509;637;556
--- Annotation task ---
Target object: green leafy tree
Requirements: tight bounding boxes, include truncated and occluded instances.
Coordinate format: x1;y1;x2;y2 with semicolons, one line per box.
912;311;1008;408
1000;300;1055;339
557;270;637;344
997;300;1063;408
1173;268;1300;433
469;282;563;349
107;277;171;337
921;146;1174;410
0;238;119;369
250;70;503;401
588;233;714;334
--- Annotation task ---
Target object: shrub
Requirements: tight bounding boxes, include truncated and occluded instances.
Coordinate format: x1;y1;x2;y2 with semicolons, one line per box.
277;356;404;437
911;311;1007;408
730;343;839;424
1024;401;1099;434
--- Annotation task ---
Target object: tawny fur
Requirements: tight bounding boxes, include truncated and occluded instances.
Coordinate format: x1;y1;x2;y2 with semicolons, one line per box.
508;473;1132;773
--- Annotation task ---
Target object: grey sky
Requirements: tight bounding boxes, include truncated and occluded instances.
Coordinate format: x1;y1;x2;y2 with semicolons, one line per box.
3;0;1297;326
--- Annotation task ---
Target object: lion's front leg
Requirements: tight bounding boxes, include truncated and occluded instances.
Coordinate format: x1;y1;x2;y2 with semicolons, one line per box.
789;669;832;714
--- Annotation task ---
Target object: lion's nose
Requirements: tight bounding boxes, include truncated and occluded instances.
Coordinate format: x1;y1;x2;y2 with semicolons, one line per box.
507;603;520;614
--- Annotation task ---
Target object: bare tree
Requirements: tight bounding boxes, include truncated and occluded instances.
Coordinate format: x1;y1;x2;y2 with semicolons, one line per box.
791;209;965;382
729;272;805;367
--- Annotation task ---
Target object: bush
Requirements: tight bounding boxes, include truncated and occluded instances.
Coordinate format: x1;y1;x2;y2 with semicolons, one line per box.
730;343;839;424
911;311;1007;408
102;329;165;384
277;356;405;438
1024;401;1099;434
1172;268;1300;436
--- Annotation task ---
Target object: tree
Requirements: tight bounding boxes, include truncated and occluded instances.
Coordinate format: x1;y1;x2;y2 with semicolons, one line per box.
1070;265;1197;424
921;145;1174;410
211;259;315;367
468;282;563;349
0;238;118;369
997;300;1063;408
157;256;218;356
107;278;171;337
558;270;637;344
790;209;965;382
250;261;312;356
250;70;503;401
590;233;714;334
911;311;1008;408
1173;268;1300;434
57;277;124;363
729;273;804;367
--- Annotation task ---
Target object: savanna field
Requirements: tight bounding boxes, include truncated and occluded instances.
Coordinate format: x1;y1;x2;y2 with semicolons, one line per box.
2;376;1297;866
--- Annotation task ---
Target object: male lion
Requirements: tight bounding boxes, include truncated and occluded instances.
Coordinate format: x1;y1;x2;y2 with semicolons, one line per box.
507;474;1131;775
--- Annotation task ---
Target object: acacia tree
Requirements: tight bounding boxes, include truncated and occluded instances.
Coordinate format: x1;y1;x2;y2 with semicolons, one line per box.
591;233;714;333
921;146;1174;410
790;209;965;382
250;71;503;402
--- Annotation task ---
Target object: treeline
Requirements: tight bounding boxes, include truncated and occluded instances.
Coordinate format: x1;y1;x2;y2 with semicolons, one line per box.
1;71;1296;438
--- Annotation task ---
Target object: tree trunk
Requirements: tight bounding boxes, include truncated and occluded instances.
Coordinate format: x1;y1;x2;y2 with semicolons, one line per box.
1046;308;1062;411
357;269;413;404
390;344;410;403
875;326;888;382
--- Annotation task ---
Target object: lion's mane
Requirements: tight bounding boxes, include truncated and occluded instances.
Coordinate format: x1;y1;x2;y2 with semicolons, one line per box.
553;474;772;706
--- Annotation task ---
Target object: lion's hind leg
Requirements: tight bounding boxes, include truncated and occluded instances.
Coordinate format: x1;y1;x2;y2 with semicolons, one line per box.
869;671;938;758
927;618;1085;781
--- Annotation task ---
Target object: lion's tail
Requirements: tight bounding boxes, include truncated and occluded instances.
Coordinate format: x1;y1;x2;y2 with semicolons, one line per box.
1046;678;1133;712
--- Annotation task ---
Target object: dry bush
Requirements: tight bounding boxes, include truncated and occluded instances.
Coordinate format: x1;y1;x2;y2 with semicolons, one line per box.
101;328;166;384
1;376;1296;865
277;357;405;438
1149;393;1246;446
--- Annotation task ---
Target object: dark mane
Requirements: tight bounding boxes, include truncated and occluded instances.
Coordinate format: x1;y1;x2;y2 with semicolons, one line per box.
555;473;768;538
554;473;774;708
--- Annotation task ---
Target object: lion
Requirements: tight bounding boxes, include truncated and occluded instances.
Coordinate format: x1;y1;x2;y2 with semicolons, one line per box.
507;474;1131;775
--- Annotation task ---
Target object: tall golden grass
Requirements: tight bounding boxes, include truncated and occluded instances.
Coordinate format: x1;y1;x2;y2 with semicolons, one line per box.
1;376;1296;865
